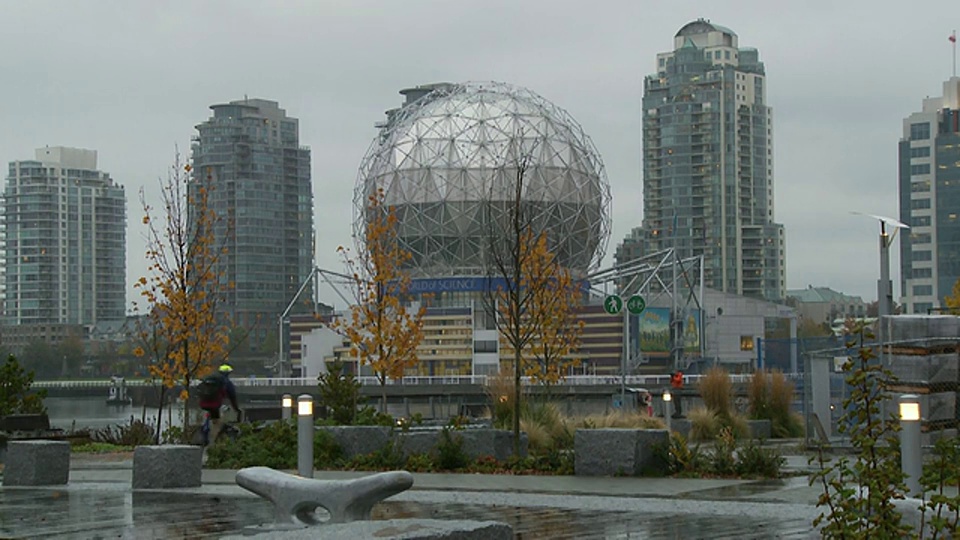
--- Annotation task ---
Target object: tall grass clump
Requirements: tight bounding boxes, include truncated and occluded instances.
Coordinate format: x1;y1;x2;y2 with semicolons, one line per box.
748;369;803;438
484;369;515;430
577;411;665;430
520;401;570;453
697;367;748;439
700;366;734;419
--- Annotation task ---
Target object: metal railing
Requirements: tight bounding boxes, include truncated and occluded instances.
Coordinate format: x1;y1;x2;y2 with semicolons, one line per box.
33;372;803;390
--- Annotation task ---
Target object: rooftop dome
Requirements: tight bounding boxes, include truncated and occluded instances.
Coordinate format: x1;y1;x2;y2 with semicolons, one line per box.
675;19;737;38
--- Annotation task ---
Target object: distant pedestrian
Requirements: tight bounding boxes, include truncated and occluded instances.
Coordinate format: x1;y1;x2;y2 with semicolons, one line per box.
670;370;684;417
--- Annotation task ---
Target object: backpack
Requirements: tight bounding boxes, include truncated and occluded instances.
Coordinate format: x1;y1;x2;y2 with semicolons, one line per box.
196;374;224;401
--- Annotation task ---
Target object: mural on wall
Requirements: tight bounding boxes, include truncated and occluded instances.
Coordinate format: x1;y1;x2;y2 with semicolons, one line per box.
628;307;702;361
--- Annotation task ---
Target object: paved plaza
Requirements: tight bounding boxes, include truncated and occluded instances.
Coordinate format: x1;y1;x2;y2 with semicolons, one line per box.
0;454;823;539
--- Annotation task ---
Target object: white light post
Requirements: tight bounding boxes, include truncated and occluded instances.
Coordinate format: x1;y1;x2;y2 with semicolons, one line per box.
297;394;314;478
281;394;293;420
899;394;921;496
662;391;672;433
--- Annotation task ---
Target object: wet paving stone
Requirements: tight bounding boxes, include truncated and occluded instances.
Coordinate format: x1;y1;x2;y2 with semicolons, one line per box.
0;486;818;539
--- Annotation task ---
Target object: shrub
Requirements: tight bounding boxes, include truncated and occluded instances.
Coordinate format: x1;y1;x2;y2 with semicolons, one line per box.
657;432;706;476
0;354;47;416
205;420;343;470
318;359;362;425
72;442;132;453
521;401;572;453
435;427;469;470
688;407;721;441
347;436;407;471
699;366;733;419
736;438;784;478
811;323;910;537
92;417;155;446
576;411;665;430
709;427;737;475
484;370;515;430
353;406;395;426
747;370;770;420
405;453;435;472
748;369;803;438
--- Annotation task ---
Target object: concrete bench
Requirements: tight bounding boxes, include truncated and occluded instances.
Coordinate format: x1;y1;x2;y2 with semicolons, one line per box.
132;445;202;489
3;440;70;486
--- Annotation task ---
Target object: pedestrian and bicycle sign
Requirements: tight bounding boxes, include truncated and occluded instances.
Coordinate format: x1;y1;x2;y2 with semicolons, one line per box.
603;294;646;315
603;295;623;315
627;295;646;314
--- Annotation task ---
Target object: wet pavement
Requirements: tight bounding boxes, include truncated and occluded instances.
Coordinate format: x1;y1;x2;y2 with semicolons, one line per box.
0;455;823;539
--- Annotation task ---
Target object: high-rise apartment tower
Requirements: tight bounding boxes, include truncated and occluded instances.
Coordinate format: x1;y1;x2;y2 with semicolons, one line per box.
899;77;960;313
191;99;314;346
618;19;785;301
3;147;126;347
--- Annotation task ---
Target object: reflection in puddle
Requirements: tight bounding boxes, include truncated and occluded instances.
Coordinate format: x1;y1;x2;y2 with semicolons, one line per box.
375;500;814;539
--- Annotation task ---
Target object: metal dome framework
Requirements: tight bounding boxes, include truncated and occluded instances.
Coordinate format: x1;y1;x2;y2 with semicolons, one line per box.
355;81;612;277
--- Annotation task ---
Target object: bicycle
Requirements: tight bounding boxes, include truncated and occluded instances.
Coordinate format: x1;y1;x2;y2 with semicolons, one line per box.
192;405;243;447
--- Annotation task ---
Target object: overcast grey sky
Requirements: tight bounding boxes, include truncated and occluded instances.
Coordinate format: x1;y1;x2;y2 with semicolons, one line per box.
1;0;956;310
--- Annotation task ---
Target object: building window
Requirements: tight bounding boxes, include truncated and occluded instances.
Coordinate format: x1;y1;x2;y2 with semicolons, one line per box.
911;180;931;192
473;340;497;353
910;123;931;140
910;146;931;158
740;336;755;351
913;285;933;296
911;199;931;210
911;233;932;244
725;50;731;60
913;250;932;261
911;164;931;175
912;215;931;227
913;268;932;278
914;302;933;314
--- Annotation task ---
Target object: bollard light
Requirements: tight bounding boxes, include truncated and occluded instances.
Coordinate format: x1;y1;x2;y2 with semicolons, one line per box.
899;394;921;496
281;393;293;420
662;391;673;433
298;395;313;416
297;394;314;478
900;401;920;421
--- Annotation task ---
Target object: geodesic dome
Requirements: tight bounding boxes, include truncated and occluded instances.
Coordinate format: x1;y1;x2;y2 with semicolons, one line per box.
355;81;611;276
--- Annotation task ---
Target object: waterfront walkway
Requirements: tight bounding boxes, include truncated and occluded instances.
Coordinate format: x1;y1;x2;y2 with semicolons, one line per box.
0;453;823;538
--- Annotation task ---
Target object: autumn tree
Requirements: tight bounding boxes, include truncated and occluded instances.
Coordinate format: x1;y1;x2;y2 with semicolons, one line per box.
524;231;585;396
133;153;231;440
943;277;960;314
335;188;426;413
484;146;584;455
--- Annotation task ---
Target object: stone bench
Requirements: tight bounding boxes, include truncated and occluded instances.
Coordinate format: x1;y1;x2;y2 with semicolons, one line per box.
132;445;202;489
3;440;70;486
236;467;413;525
574;429;669;476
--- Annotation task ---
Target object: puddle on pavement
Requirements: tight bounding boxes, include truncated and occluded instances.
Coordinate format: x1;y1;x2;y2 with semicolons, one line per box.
674;479;795;500
0;488;814;539
376;500;813;539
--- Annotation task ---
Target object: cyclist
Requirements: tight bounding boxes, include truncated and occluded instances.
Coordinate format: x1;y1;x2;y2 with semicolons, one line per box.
198;364;241;446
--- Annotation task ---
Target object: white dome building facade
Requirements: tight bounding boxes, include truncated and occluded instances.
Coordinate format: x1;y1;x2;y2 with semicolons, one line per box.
351;82;612;376
356;82;611;278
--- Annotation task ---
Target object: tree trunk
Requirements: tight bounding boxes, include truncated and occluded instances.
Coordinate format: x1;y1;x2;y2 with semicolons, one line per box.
154;386;166;444
513;351;521;457
380;378;387;414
